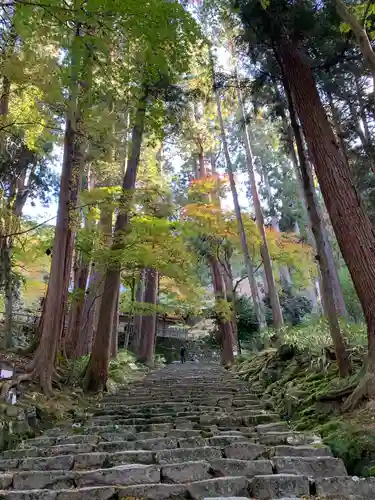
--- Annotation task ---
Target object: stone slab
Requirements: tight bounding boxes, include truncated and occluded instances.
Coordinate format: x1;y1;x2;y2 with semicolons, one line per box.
12;470;76;491
250;474;310;499
315;476;375;498
161;461;211;483
117;483;187;499
223;442;267;460
155;447;222;464
271;445;332;458
188;476;249;500
273;456;347;477
211;458;273;478
76;464;160;487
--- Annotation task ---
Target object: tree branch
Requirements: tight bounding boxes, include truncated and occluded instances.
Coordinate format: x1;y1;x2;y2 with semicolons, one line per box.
233;263;262;294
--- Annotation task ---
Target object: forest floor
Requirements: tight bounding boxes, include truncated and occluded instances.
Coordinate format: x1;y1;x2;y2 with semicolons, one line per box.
235;344;375;477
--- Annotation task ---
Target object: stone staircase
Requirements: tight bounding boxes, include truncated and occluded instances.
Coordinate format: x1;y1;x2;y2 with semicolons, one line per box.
0;363;374;499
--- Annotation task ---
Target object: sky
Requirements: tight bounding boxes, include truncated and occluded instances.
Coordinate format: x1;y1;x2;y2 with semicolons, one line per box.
24;155;60;223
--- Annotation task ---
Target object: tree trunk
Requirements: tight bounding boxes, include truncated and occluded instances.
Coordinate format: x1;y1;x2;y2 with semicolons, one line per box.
138;268;158;364
65;260;90;358
209;255;234;366
26;24;90;394
332;0;375;105
214;80;269;330
327;91;350;164
130;270;145;352
0;22;15;122
286;137;323;314
277;42;364;377
3;241;13;349
92;207;113;340
28;118;82;393
111;285;119;360
84;93;147;392
234;76;283;329
79;267;101;356
222;247;240;354
197;150;234;364
278;79;348;319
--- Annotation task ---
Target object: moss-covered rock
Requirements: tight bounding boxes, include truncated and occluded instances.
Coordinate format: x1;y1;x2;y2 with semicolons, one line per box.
235;345;375;476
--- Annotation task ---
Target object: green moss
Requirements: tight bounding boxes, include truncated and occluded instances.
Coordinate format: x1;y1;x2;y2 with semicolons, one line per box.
235;345;375;476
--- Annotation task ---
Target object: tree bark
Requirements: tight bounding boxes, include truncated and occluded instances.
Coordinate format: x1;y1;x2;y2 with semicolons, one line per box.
110;284;119;359
27;113;82;393
65;260;90;358
138;268;158;364
209;255;234;366
84;93;147;392
26;24;90;394
222;246;240;354
332;0;375;105
278;78;348;319
3;241;13;348
233;68;283;328
285;125;323;314
277;42;365;376
79;267;101;356
214;79;269;330
130;270;145;352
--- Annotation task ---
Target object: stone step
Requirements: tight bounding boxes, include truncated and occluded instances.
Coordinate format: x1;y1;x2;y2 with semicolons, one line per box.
256;422;289;433
0;463;161;490
271;445;333;457
258;431;322;446
223;442;267;460
19;435;100;449
0;484;186;500
154;446;223;464
273;456;347;477
0;363;366;500
211;458;273;478
315;476;375;498
187;476;249;499
249;474;310;499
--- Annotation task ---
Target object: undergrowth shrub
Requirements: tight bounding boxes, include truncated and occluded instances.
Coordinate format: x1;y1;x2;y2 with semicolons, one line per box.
58;350;146;387
234;319;372;476
339;266;364;323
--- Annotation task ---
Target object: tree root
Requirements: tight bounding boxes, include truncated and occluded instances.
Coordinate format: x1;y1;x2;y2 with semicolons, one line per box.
0;371;35;399
342;372;375;412
319;382;358;401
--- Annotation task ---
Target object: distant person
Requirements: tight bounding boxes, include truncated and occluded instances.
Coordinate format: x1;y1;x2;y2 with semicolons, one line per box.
180;346;186;364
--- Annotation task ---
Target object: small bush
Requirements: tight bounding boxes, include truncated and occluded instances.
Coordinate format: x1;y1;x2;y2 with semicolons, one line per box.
320;419;375;476
108;350;145;384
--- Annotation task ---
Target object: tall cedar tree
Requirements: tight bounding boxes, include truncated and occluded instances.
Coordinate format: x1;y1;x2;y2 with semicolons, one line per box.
234;0;375;404
84;95;147;391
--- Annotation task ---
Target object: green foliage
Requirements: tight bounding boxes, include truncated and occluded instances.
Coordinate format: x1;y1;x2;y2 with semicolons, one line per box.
235;330;375;477
339;266;364;323
234;296;263;347
260;316;367;352
235;291;312;347
58;349;146;387
264;288;312;326
108;350;146;384
321;418;375;477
